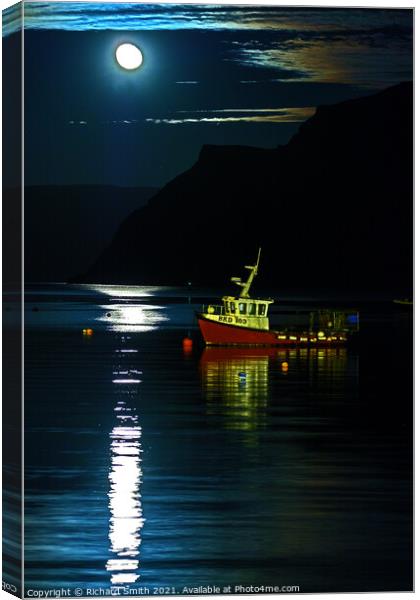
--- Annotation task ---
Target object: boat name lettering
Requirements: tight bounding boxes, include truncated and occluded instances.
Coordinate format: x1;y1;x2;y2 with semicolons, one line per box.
235;317;247;325
218;316;234;324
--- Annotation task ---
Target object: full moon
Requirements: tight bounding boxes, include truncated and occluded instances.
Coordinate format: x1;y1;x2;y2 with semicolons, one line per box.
115;43;143;70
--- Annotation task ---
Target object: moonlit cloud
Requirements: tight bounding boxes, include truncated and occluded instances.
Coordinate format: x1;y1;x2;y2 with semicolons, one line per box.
3;3;413;37
107;120;138;125
69;119;142;126
4;4;411;92
145;107;315;125
226;24;413;87
68;107;315;128
4;3;412;91
3;3;22;36
178;107;315;115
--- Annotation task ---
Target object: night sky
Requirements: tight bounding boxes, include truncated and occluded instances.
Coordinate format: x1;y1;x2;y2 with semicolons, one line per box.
4;3;413;188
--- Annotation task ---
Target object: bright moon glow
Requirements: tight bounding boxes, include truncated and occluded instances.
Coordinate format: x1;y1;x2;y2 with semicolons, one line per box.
116;44;143;70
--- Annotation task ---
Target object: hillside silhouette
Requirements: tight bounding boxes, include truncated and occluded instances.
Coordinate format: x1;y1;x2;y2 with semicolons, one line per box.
75;82;413;292
24;185;158;282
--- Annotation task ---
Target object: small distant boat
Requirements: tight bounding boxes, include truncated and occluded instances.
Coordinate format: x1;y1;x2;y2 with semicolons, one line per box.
196;249;359;346
392;298;413;306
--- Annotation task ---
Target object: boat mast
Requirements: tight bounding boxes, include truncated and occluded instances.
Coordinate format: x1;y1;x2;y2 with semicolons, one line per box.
231;248;261;298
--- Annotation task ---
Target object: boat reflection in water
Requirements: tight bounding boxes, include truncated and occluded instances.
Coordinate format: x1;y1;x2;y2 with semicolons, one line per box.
200;347;271;432
275;346;351;380
200;346;350;435
106;345;145;585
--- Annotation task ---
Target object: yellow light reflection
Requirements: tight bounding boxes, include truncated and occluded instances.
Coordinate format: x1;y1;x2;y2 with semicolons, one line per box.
308;347;348;377
200;347;271;432
106;379;144;585
200;347;349;437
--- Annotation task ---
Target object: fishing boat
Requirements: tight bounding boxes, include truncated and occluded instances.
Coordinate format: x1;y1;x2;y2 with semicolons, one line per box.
196;249;359;346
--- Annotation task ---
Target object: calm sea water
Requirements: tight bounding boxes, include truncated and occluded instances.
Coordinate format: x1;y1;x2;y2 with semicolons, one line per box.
9;285;413;593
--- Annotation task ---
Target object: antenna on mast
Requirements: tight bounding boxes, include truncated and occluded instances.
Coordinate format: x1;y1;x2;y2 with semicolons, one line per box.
231;247;261;298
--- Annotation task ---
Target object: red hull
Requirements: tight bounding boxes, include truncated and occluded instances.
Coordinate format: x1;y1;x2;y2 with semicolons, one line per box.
197;315;346;346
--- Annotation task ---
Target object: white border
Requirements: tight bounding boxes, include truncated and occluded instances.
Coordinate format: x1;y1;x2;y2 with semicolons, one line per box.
0;2;415;600
21;0;25;595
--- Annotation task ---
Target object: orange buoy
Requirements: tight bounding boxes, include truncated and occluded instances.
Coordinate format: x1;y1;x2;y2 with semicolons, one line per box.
281;361;289;371
183;337;193;349
83;328;93;336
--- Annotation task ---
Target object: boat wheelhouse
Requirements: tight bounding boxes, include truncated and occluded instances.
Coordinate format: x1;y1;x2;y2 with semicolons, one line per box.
200;249;274;332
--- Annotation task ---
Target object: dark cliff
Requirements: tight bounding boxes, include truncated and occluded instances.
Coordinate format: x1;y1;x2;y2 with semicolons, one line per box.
76;82;413;291
24;185;158;282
